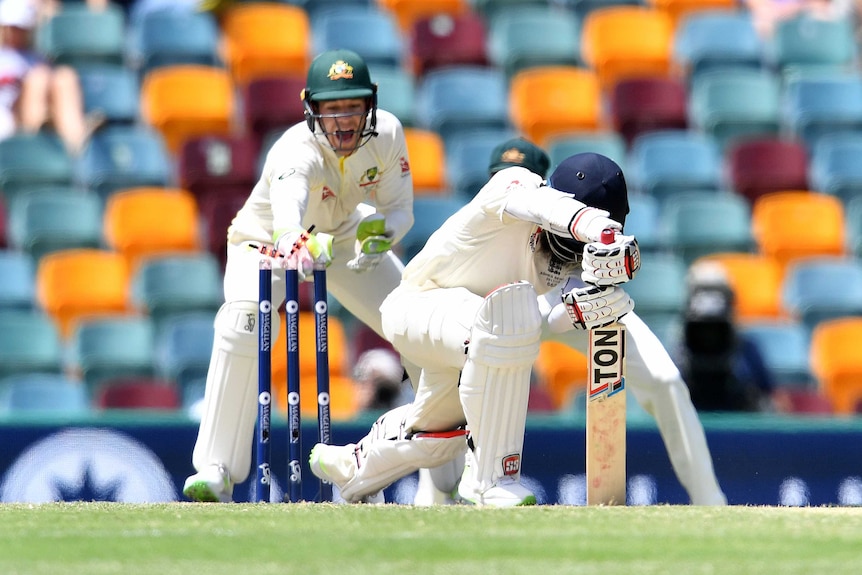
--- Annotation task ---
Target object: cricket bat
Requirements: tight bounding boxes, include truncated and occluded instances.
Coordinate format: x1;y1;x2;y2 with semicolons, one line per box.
586;229;627;505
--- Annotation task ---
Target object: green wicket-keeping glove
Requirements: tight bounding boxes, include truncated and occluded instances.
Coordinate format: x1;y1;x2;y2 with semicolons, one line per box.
347;214;392;272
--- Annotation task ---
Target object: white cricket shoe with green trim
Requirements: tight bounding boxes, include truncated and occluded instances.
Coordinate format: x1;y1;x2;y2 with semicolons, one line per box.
183;464;233;503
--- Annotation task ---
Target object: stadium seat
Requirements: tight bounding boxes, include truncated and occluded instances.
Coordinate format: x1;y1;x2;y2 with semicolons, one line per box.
769;14;856;74
77;64;140;126
377;0;466;31
486;6;581;79
127;8;220;75
36;248;131;338
130;253;223;327
626;130;722;201
659;191;753;264
370;64;417;128
810;317;862;414
781;71;862;149
609;75;688;145
0;310;63;377
781;257;862;332
0;250;35;310
140;65;235;153
7;188;103;261
623;251;688;327
844;196;862;257
445;128;517;201
103;187;200;270
532;340;588;410
809;133;862;204
94;377;180;411
672;10;763;81
34;3;125;66
0;373;90;415
470;0;551;19
0;133;73;201
624;193;662;253
75;125;173;200
70;315;156;390
221;3;310;86
687;67;782;151
509;66;603;147
0;195;5;248
403;128;448;195
694;252;785;322
581;6;675;93
242;76;307;147
198;193;246;271
154;313;215;390
740;320;813;388
546;131;627;172
415;66;510;145
397;196;464;262
751;191;846;275
409;12;488;77
293;0;373;19
177;135;259;206
646;0;737;29
311;5;404;68
724;137;809;205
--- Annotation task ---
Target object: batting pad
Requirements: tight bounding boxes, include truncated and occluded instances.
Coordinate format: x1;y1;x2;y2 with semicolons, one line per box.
459;282;542;492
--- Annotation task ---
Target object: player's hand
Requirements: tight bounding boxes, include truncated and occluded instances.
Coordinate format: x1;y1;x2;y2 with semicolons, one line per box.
347;214;393;273
582;234;640;286
276;228;333;281
561;285;634;330
569;207;621;243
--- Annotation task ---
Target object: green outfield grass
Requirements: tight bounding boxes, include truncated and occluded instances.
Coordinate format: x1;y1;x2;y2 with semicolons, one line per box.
0;503;860;575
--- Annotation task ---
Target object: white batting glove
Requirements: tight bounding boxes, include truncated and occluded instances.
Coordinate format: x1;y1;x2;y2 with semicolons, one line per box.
560;285;634;330
347;214;393;273
582;234;640;286
569;207;622;243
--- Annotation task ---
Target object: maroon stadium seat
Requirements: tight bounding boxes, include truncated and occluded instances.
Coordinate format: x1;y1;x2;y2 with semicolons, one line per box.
177;134;259;206
725;137;809;205
609;75;688;146
198;192;247;271
410;12;488;77
95;377;180;410
242;75;307;148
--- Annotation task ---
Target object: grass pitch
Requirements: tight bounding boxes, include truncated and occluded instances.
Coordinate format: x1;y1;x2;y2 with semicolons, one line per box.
0;503;859;575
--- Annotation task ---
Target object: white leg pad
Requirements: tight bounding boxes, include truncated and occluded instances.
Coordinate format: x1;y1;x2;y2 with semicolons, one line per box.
327;405;469;502
459;282;542;492
192;301;277;485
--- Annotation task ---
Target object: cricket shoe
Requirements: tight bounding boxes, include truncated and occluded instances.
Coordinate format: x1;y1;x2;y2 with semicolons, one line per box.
457;476;536;507
309;443;385;504
183;464;233;503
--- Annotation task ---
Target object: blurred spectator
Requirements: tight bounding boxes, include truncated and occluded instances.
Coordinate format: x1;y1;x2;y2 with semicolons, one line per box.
679;261;774;412
0;0;98;154
744;0;854;38
352;348;414;413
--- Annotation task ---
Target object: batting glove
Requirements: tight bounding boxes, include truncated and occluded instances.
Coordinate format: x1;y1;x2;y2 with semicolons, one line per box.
561;284;634;330
582;234;640;286
347;214;393;273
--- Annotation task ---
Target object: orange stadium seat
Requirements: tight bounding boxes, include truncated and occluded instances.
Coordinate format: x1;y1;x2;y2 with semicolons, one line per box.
693;252;785;322
532;341;588;410
103;187;201;271
36;249;131;338
647;0;737;29
509;66;603;147
751;191;846;276
404;128;448;195
140;65;235;153
221;3;310;86
581;6;674;93
810;317;862;414
378;0;466;32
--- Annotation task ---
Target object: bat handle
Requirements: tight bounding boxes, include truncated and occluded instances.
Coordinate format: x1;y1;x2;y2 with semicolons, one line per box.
600;228;616;245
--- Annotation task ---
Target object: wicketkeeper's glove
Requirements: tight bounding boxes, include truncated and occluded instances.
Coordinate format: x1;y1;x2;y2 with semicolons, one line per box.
275;227;333;282
347;214;393;273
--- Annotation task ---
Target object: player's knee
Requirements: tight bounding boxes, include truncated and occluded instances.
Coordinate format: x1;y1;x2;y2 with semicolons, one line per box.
214;301;278;354
470;282;542;366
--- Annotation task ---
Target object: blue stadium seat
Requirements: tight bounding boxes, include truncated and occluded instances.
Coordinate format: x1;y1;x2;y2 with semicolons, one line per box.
547;132;628;172
0;133;73;201
77;64;141;126
292;0;372;19
844;195;862;257
740;320;813;388
626;130;722;201
0;310;63;378
625;193;662;253
809;133;862;204
782;71;862;149
127;9;220;75
70;315;157;391
369;64;416;128
414;66;510;145
470;0;551;19
310;5;404;67
769;14;856;74
486;6;581;79
0;250;36;310
75;125;173;200
688;67;781;151
658;190;753;264
398;196;464;262
35;3;125;66
673;10;763;81
781;257;862;332
154;313;214;390
444;128;518;202
623;251;688;325
7;188;103;260
0;373;90;416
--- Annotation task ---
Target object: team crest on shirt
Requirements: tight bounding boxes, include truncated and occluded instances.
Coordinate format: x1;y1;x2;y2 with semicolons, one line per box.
321;186;335;200
328;60;354;81
359;166;380;192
